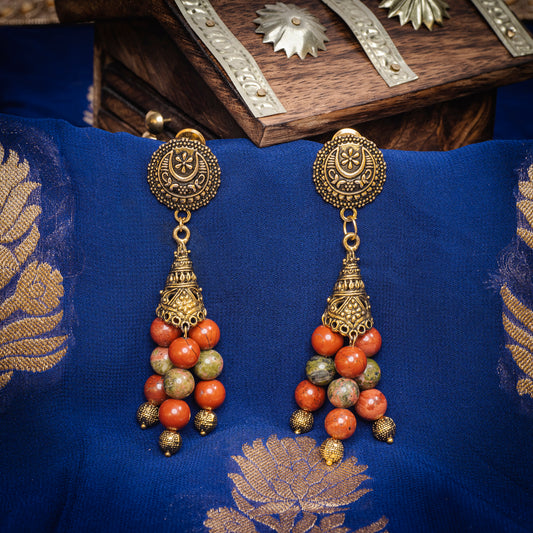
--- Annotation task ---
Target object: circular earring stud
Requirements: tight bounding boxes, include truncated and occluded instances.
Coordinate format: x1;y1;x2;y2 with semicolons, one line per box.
313;128;386;209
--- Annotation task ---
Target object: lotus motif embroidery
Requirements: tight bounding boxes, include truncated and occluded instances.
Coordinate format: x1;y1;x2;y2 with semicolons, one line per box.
205;435;388;533
0;145;67;391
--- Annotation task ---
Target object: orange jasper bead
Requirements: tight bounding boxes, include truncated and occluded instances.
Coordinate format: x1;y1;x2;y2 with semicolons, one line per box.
294;380;326;411
334;346;367;378
150;318;181;347
190;319;220;350
194;380;226;410
355;328;382;357
311;325;344;357
324;408;357;440
168;337;201;369
158;399;191;430
144;374;168;406
355;389;387;421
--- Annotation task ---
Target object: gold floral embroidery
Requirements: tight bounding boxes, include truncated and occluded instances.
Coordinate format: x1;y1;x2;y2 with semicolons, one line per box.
517;378;533;397
205;435;388;533
516;165;533;247
517;227;533;249
501;163;533;399
502;311;533;353
0;145;67;390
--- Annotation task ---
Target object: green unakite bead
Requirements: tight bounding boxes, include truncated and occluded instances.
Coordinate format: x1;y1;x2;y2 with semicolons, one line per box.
327;378;360;408
306;355;336;387
150;346;173;375
193;349;224;380
355;358;381;390
164;368;195;399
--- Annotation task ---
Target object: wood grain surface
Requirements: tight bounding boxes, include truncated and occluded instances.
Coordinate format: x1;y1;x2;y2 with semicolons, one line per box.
100;58;237;140
155;0;533;145
55;0;151;22
68;0;533;146
95;20;245;139
310;90;497;149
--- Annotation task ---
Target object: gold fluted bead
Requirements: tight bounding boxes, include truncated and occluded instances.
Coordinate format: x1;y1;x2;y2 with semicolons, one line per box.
159;430;183;457
194;409;217;436
372;416;396;444
289;409;314;434
320;438;344;466
136;402;159;429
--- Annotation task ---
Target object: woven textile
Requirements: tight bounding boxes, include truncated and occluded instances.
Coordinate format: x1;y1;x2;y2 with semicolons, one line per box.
0;115;532;532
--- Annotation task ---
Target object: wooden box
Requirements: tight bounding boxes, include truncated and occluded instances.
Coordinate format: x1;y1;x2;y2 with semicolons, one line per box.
56;0;533;149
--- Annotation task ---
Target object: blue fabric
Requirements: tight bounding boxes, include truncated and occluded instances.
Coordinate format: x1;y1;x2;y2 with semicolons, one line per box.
494;22;533;141
495;76;533;140
0;25;93;127
0;114;532;532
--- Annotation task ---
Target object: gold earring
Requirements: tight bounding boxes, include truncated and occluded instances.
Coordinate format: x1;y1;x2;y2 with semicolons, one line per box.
290;128;396;465
136;128;226;457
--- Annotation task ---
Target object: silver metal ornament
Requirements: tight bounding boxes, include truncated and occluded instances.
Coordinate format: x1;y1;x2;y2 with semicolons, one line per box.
378;0;450;30
255;3;328;59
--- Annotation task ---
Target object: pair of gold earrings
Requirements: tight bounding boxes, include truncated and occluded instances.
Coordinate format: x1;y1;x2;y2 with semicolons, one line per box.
136;127;396;464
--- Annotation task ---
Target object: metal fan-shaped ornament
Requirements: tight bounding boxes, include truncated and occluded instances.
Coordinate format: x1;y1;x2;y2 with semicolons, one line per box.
379;0;450;30
255;2;329;59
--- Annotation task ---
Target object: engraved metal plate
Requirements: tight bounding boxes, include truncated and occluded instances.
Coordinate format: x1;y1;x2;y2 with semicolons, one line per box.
174;0;286;118
147;138;221;211
471;0;533;57
321;0;418;87
313;131;386;209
